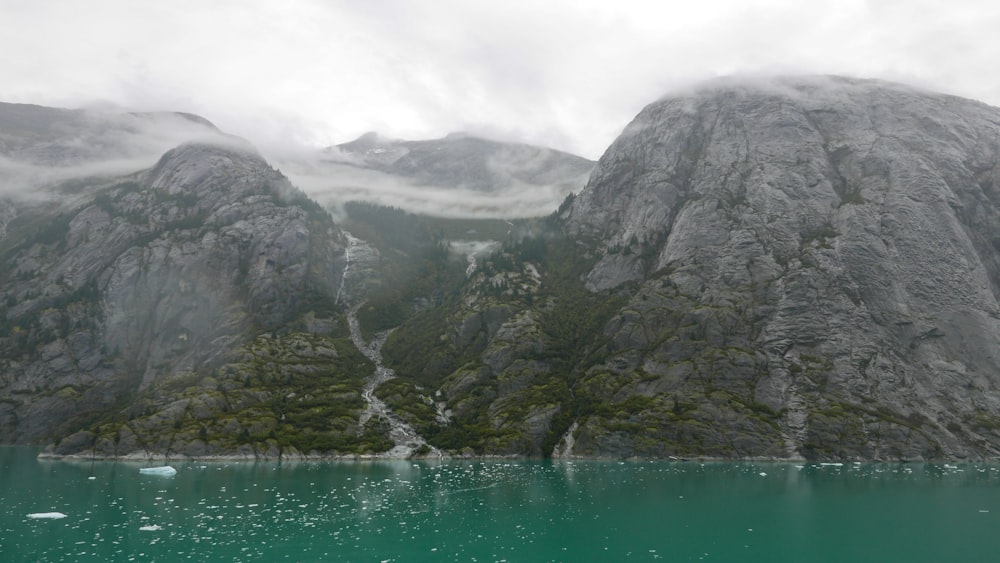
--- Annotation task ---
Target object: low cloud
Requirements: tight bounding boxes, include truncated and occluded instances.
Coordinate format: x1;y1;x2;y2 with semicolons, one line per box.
285;159;581;219
9;1;1000;163
0;108;237;198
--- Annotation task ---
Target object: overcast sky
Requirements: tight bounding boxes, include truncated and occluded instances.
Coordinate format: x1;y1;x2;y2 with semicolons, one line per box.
2;0;999;159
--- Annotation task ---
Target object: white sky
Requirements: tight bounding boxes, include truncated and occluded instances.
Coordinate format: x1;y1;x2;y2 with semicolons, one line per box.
2;0;999;159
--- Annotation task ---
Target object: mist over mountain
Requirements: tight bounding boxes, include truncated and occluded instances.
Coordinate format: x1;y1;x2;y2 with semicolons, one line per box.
6;76;1000;461
283;132;594;219
0;102;239;197
333;131;593;191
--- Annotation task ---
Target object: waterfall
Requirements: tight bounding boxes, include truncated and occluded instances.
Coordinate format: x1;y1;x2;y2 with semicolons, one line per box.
337;231;444;459
334;231;358;305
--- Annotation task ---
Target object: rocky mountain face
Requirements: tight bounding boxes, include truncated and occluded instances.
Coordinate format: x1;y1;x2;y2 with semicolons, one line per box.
0;141;348;448
378;77;1000;461
561;76;1000;460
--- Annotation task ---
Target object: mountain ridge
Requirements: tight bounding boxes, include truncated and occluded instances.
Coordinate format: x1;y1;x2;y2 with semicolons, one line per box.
329;130;594;192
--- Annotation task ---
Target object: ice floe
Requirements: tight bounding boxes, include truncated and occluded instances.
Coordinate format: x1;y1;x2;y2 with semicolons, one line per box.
27;512;67;519
139;466;177;477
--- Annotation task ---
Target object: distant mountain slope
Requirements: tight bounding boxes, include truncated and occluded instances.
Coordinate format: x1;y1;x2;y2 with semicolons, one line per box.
333;131;594;192
285;132;594;218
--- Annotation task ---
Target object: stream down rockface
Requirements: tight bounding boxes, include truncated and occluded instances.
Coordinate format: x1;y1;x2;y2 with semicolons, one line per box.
339;232;443;458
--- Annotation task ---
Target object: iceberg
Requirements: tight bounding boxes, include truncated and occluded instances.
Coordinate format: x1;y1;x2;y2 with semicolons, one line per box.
139;466;177;477
27;512;67;519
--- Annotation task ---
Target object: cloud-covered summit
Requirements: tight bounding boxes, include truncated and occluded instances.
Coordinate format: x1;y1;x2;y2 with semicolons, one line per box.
0;102;240;197
283;131;595;219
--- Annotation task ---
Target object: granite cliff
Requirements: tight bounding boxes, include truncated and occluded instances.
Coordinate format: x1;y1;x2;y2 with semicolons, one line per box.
558;76;1000;459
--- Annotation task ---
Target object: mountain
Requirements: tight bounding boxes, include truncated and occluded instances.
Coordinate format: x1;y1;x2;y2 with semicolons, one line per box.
0;139;360;454
376;76;1000;461
284;132;595;218
10;76;1000;461
332;131;594;192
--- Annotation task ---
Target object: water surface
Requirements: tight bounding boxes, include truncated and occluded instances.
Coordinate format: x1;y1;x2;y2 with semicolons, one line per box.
2;448;999;561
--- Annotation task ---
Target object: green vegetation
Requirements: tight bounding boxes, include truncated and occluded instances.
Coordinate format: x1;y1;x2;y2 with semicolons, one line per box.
342;202;475;337
378;218;634;455
85;331;392;456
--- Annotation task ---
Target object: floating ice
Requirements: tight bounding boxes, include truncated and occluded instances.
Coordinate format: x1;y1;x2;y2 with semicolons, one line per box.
139;524;163;531
27;512;67;519
139;466;177;477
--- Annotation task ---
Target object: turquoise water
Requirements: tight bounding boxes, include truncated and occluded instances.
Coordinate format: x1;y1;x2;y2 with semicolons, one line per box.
2;448;1000;561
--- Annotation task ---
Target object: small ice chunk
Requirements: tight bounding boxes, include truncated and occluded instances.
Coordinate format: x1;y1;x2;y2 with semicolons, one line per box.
139;466;177;477
759;472;767;476
88;476;96;480
28;512;67;519
139;524;163;531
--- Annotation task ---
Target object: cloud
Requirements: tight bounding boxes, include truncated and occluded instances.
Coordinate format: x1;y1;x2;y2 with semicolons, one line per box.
1;0;1000;163
0;108;234;197
283;159;580;219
